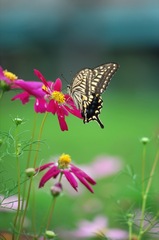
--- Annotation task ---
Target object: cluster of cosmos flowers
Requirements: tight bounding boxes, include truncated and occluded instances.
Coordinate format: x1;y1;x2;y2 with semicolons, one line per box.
0;66;82;131
0;66;96;194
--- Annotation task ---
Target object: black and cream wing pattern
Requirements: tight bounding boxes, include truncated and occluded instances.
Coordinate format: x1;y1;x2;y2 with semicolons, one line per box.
67;63;119;128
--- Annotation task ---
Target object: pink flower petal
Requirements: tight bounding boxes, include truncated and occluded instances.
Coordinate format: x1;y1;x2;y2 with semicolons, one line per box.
47;99;57;114
65;105;82;118
34;69;49;87
64;170;78;191
15;80;44;98
57;114;68;131
12;92;30;104
34;98;47;113
53;78;62;91
39;166;60;187
71;165;96;185
35;162;55;172
72;172;94;193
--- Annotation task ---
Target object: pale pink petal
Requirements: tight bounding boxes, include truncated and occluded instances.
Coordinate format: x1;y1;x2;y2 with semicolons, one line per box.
0;195;25;212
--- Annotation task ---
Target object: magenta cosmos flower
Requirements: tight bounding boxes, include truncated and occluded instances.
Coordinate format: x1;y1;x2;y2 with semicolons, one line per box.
0;66;21;93
12;69;82;131
33;69;82;131
36;154;96;193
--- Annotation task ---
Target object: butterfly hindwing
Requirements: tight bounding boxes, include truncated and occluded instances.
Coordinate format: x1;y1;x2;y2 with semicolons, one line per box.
68;63;119;128
82;94;104;128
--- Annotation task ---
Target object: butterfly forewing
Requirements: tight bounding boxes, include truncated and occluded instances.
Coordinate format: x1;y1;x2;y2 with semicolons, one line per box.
68;68;93;109
92;63;119;94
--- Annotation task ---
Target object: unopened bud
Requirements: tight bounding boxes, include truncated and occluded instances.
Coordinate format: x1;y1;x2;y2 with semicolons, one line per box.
45;230;56;239
25;168;36;177
140;137;150;145
14;117;23;126
50;183;62;197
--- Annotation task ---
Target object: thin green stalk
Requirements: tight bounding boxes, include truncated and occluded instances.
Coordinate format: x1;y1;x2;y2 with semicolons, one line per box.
33;112;48;168
46;198;57;230
18;114;37;235
12;126;21;240
42;174;63;240
20;176;33;230
19;114;37;224
128;219;133;240
141;145;146;196
138;149;159;239
20;113;48;235
43;198;57;240
0;90;4;99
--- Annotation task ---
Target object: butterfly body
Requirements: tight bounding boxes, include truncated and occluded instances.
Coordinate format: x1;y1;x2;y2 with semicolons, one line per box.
67;63;119;128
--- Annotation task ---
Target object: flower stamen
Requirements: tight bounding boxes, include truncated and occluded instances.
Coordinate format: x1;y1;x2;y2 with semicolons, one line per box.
58;154;71;169
3;70;18;81
52;91;65;104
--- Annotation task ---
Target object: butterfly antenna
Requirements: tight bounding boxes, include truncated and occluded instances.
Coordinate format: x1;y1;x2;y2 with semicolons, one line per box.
61;73;69;85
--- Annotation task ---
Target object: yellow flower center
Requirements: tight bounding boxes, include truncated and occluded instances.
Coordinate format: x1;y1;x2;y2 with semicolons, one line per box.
3;70;18;81
58;154;71;168
52;91;65;104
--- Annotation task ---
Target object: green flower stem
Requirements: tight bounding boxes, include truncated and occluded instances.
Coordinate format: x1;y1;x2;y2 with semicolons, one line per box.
43;174;63;240
141;145;146;197
43;198;57;240
33;112;48;167
20;113;37;225
20;113;48;235
12;126;21;240
128;218;133;240
20;176;33;233
138;149;159;239
0;90;4;99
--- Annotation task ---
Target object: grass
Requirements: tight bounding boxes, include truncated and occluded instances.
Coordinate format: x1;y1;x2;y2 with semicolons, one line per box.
0;89;159;238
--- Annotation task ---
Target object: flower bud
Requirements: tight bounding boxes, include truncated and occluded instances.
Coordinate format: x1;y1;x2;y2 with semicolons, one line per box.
14;117;23;126
45;230;56;239
25;168;36;177
50;183;62;197
0;80;10;92
140;137;150;145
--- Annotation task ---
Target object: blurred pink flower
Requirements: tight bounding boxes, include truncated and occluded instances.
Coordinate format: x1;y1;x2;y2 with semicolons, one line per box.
134;210;159;237
0;194;25;212
0;66;21;92
80;155;123;179
59;215;128;240
36;154;96;193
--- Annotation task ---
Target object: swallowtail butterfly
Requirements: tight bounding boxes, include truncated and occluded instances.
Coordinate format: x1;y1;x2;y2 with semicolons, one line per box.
67;63;119;128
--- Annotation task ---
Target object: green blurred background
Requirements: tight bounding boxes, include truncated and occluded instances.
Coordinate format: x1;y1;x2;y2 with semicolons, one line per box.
0;0;159;239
